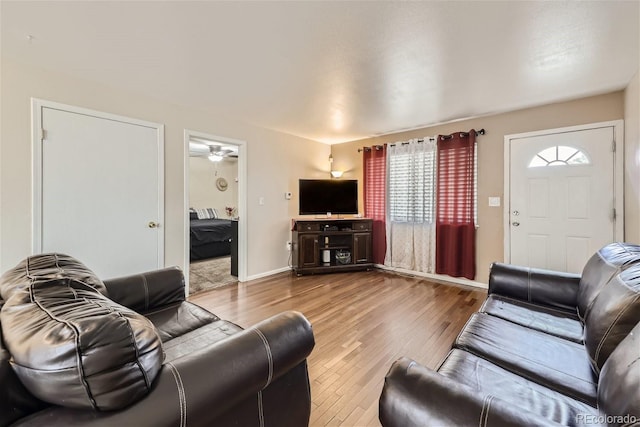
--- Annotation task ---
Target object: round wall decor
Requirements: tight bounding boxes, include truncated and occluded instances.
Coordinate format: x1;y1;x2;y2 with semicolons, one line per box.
216;177;228;191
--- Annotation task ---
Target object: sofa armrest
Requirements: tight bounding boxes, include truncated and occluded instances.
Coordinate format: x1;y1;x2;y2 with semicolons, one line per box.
103;267;185;312
379;358;563;427
488;262;581;311
12;311;315;427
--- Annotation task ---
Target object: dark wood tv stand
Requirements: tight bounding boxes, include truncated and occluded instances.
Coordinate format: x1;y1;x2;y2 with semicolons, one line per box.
291;218;373;275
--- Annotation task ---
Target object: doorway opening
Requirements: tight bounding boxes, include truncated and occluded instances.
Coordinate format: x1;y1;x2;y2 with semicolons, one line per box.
184;130;247;295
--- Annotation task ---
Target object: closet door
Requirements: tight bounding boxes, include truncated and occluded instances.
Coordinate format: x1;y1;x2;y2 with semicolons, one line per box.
35;101;164;279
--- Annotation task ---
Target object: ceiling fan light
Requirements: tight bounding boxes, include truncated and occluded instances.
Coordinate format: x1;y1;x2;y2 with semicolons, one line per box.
208;154;223;162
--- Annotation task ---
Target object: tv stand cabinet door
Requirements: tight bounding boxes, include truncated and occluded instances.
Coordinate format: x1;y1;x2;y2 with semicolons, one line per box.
299;234;320;268
353;232;372;263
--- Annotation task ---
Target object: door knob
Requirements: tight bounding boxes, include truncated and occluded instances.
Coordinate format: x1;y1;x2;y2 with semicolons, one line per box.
512;221;520;227
148;221;158;228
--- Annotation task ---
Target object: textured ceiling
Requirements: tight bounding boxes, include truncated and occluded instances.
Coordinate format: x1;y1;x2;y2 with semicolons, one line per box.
2;1;638;144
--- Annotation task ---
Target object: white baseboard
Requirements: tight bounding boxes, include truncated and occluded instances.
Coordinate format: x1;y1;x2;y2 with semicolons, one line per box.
245;266;292;282
374;264;488;289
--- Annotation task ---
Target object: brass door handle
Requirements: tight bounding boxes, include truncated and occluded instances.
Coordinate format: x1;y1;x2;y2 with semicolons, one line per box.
148;221;158;228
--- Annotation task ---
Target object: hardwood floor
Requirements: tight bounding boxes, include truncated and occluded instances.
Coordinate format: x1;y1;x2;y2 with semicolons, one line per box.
190;269;486;427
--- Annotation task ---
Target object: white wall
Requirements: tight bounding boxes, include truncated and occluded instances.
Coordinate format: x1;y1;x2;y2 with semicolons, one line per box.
625;70;640;244
0;59;330;278
189;157;238;218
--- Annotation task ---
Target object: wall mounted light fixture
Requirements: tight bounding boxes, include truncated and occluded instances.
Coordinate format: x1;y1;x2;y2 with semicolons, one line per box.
328;153;342;178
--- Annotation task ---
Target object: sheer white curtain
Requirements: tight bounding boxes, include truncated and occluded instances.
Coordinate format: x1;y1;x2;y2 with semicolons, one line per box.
384;138;436;273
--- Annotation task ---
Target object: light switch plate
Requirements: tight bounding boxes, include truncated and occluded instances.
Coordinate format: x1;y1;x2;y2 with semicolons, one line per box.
285;192;292;200
488;197;501;207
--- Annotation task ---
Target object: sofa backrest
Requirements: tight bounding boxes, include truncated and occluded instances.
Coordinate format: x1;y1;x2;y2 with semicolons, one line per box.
577;242;640;320
583;264;640;373
598;320;640;421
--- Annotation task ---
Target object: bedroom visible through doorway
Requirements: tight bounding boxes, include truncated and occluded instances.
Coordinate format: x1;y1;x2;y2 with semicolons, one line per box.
187;133;242;294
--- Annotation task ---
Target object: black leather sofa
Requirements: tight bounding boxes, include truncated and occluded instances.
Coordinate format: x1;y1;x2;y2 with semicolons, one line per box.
380;243;640;426
0;253;315;427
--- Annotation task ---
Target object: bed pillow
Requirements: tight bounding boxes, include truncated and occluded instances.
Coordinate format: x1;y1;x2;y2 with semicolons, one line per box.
195;207;218;219
0;253;163;411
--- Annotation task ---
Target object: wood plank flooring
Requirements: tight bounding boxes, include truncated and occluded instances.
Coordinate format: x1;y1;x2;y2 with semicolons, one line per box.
190;269;486;427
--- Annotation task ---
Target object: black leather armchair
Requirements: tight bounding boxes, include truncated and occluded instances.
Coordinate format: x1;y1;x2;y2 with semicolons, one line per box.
1;254;315;427
380;243;640;426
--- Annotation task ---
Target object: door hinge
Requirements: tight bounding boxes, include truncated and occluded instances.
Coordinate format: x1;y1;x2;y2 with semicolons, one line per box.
611;139;616;153
612;208;617;221
40;129;47;142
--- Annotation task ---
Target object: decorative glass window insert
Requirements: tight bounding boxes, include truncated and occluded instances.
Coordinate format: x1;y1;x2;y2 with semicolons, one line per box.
528;145;590;168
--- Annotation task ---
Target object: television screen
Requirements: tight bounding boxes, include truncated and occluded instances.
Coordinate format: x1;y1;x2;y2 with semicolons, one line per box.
299;179;358;215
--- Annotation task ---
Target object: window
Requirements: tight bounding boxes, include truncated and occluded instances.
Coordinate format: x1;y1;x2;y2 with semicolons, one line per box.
528;145;590;168
388;141;436;223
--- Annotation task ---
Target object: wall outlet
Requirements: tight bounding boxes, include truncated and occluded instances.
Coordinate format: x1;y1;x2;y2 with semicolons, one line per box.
285;191;292;200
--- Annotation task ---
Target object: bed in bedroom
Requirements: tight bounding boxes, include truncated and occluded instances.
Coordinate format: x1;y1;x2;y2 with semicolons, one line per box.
190;216;233;261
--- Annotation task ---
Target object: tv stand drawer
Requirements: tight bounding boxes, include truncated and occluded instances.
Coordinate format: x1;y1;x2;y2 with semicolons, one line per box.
299;223;321;232
353;221;371;231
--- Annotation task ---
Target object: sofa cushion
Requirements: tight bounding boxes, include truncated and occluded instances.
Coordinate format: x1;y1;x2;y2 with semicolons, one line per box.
144;301;220;342
0;254;163;411
162;319;243;361
454;313;597;405
598;321;640;421
582;264;640;373
0;309;49;426
481;294;583;343
577;242;640;320
0;253;107;301
437;349;600;425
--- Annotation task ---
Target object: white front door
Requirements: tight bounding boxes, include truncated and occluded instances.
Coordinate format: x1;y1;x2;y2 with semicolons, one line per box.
507;123;622;273
35;102;164;279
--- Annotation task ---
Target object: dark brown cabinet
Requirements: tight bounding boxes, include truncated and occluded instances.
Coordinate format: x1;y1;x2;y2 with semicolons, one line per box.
291;218;373;275
353;232;372;264
298;234;319;268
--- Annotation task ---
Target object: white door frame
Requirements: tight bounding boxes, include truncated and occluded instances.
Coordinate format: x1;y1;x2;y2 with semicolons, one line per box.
184;129;248;291
32;98;165;265
503;120;624;264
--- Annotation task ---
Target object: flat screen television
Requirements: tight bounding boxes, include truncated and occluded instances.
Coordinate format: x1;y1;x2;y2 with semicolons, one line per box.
299;179;358;215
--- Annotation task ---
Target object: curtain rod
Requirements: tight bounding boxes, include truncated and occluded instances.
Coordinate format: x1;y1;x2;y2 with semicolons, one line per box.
358;128;485;152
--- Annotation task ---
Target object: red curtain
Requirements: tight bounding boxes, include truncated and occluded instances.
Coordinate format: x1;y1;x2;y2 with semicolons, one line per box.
436;131;476;279
363;145;387;264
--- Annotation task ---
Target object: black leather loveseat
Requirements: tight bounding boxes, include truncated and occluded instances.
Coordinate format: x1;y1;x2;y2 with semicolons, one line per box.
0;253;315;427
380;242;640;426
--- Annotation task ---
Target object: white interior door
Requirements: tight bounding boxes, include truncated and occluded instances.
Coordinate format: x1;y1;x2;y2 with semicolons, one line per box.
36;102;164;279
508;125;619;273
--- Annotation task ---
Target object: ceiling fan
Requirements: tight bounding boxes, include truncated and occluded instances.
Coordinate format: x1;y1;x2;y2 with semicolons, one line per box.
207;145;238;162
187;138;238;161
